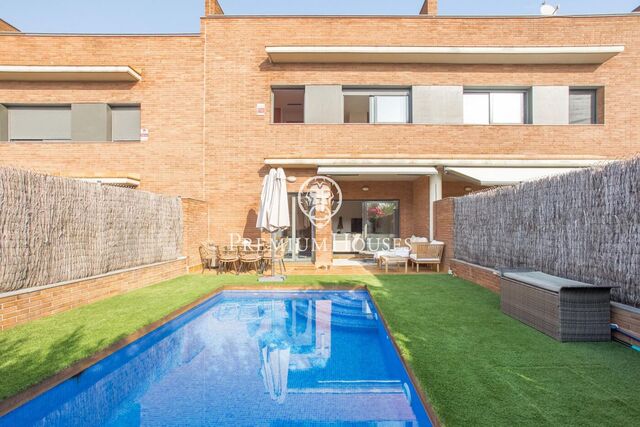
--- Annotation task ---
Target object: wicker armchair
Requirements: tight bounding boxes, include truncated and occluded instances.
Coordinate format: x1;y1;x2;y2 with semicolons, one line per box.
409;241;444;272
262;238;288;275
218;246;240;275
199;241;218;273
239;245;262;273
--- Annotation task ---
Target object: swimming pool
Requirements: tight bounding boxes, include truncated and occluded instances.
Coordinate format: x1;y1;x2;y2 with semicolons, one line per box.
1;290;432;426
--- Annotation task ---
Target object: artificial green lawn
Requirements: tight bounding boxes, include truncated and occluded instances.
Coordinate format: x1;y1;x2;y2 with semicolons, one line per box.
1;274;639;426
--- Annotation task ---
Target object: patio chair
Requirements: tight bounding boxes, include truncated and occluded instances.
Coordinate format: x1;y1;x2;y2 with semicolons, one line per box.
218;246;240;275
239;245;262;273
199;241;218;273
409;241;444;272
262;238;288;275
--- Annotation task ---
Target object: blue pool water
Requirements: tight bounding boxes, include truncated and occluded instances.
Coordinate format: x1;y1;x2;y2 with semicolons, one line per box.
1;290;432;426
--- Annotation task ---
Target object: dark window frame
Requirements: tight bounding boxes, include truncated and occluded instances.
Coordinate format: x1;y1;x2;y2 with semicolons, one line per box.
569;88;598;125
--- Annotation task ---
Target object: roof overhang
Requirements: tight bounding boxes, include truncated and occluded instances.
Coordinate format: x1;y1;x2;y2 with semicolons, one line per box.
266;46;625;65
67;173;141;188
266;158;606;168
0;65;142;82
318;166;438;181
445;167;579;186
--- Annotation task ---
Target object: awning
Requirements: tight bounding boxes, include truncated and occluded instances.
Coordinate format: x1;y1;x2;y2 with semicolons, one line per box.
445;167;580;186
318;166;438;181
0;65;142;82
266;46;624;65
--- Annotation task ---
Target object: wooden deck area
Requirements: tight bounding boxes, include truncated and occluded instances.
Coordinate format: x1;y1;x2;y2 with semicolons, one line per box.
198;261;438;276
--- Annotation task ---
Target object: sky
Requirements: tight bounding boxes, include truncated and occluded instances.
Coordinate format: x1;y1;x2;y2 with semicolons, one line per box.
0;0;638;34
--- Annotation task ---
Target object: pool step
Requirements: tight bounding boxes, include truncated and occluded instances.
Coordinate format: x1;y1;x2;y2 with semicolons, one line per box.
294;304;378;330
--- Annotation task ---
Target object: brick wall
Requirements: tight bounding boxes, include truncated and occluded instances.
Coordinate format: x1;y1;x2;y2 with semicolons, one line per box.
419;0;438;15
181;198;209;271
412;176;430;238
0;19;19;32
450;259;501;293
433;198;454;271
0;258;187;331
611;303;640;346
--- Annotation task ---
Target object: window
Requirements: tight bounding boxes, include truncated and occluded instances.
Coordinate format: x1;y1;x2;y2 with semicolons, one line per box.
569;89;597;124
8;105;72;141
111;105;141;141
463;90;528;124
272;88;304;123
343;89;410;124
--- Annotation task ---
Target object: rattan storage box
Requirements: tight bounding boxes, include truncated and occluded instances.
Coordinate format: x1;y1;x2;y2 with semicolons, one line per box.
500;271;614;342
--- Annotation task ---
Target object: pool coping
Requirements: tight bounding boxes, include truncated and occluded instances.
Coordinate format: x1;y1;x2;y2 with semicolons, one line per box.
0;284;441;426
367;291;442;427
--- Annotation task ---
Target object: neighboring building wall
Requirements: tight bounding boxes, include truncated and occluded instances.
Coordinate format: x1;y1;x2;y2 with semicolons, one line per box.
0;19;19;32
433;198;454;271
0;34;205;200
181;198;209;271
0;258;187;331
419;0;438;16
203;15;640;244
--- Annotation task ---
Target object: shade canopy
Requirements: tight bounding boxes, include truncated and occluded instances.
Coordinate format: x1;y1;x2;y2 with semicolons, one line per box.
445;167;580;186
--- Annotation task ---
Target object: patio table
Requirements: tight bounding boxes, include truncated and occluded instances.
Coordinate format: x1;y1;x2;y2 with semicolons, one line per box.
379;255;408;273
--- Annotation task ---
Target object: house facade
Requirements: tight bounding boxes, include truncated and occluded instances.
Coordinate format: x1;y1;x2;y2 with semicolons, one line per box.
1;0;639;265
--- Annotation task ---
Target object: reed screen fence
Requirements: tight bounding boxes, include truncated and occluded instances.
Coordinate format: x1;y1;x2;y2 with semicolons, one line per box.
454;157;640;307
0;168;183;293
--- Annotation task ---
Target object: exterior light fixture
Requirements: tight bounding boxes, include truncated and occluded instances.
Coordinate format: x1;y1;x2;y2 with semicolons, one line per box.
464;186;472;192
362;186;370;192
286;176;297;183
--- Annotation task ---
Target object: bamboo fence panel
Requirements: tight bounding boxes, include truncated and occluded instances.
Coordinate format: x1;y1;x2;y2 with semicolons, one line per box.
0;167;183;292
454;157;640;307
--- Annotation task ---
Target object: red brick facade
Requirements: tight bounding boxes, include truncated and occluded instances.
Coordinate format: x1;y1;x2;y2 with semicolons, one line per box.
433;198;454;271
1;9;639;264
181;198;210;271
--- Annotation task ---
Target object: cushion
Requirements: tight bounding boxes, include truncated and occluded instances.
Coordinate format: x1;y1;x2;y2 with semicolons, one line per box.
503;271;596;292
392;247;410;257
410;254;440;262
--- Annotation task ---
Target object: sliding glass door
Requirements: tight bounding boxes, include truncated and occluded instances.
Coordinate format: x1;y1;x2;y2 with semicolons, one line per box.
283;194;313;261
363;201;399;250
